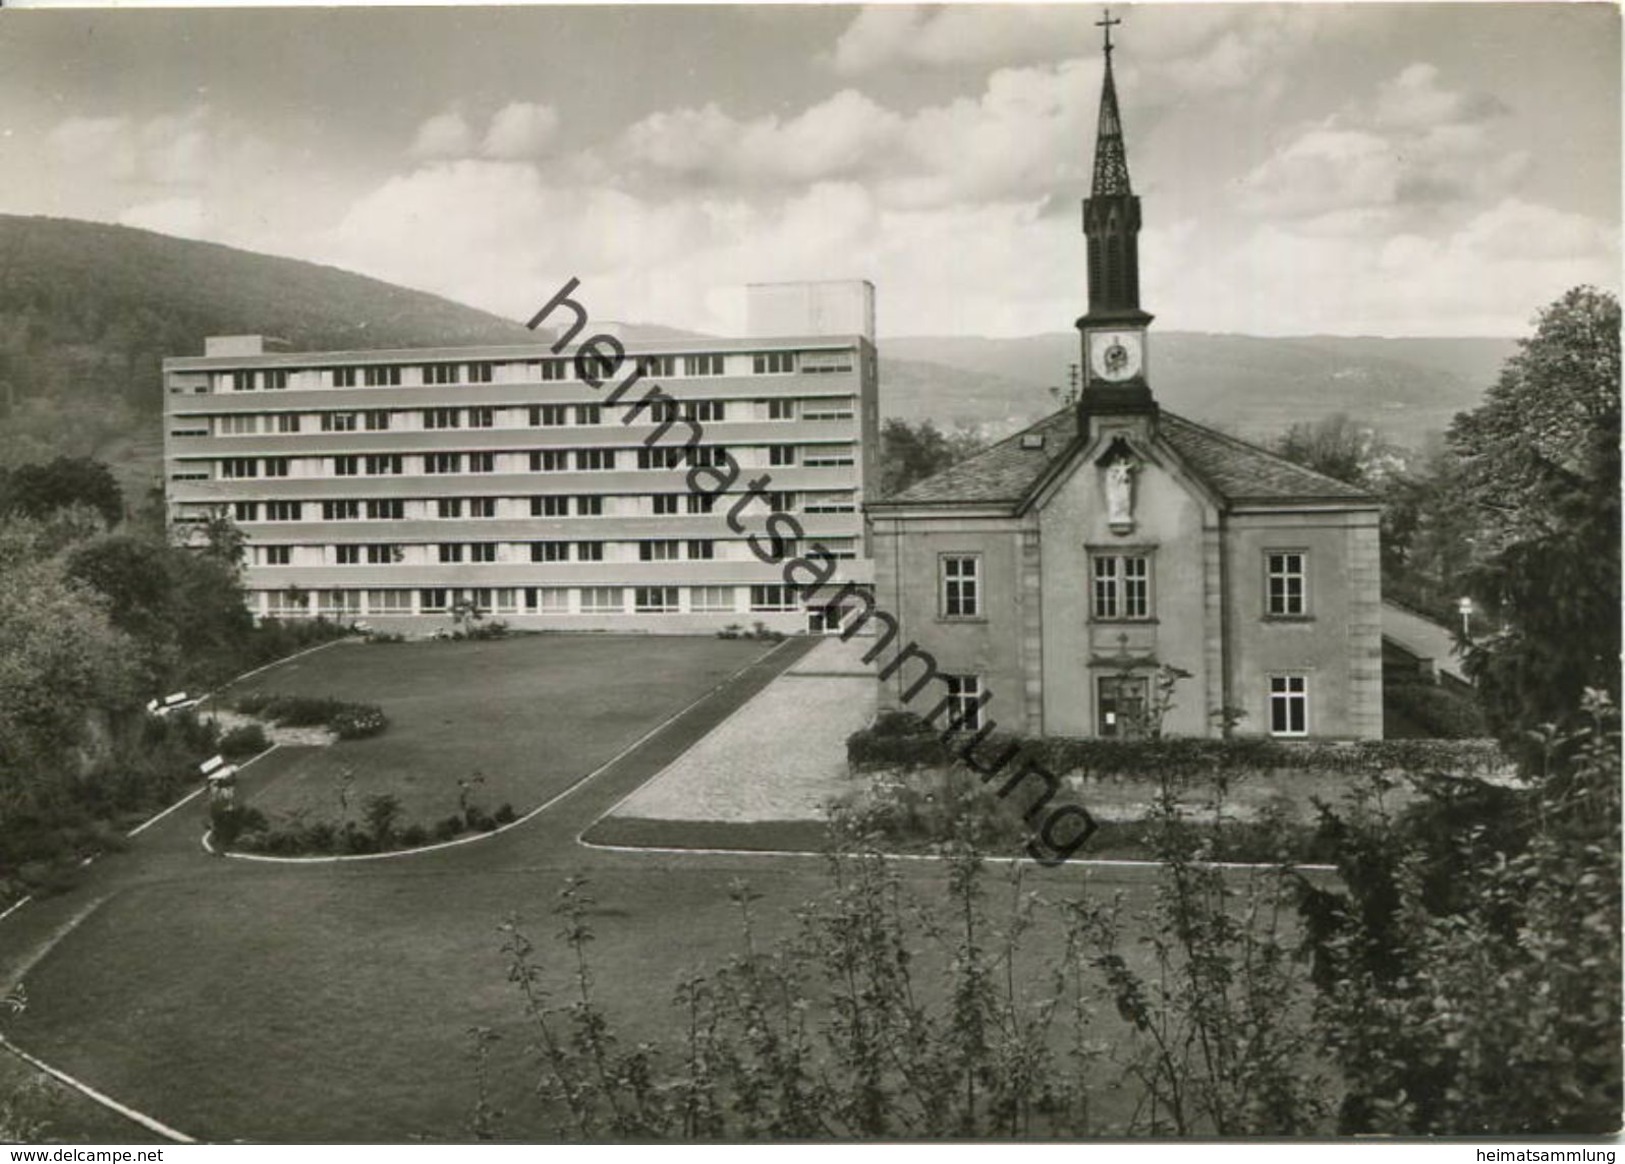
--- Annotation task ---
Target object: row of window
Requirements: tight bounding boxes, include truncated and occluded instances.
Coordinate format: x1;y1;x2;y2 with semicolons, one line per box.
206;443;854;480
218;350;855;393
939;674;1312;738
257;582;811;617
936;550;1312;620
253;537;857;566
218;490;856;524
195;397;850;436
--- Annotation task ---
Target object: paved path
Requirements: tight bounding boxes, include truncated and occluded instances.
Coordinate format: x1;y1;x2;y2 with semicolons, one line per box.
1383;600;1469;685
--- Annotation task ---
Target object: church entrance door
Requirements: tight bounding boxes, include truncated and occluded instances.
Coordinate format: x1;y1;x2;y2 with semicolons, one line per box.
1098;675;1149;738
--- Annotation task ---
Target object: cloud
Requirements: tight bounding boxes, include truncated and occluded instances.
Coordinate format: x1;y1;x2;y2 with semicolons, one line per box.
1237;62;1527;226
47;107;213;186
482;102;560;159
410;111;476;159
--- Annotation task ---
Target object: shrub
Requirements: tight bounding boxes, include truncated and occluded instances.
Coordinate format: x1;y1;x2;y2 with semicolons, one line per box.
461;619;510;641
219;723;269;760
363;793;402;843
209;801;267;848
1384;679;1488;739
434;815;466;843
330;705;388;740
716;623;744;640
493;803;517;825
399;823;430;847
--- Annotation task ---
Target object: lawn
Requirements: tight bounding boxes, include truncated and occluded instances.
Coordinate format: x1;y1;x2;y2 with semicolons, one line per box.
221;635;773;834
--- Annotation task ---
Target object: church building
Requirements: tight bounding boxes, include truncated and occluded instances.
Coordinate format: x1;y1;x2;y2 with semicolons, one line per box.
866;23;1383;740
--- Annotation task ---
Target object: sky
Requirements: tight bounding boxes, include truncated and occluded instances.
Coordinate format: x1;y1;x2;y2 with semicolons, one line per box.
0;2;1618;338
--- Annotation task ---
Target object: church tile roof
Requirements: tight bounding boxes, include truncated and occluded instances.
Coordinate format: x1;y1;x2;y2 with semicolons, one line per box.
875;407;1374;509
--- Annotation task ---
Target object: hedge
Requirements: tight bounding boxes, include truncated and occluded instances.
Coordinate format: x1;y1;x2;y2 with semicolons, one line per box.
847;719;1506;782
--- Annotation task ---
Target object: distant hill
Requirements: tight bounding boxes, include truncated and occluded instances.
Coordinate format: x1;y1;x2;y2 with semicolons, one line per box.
0;215;535;501
0;216;1519;501
880;332;1519;447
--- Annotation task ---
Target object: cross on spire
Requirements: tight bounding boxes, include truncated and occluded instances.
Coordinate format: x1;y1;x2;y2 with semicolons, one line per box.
1096;8;1121;57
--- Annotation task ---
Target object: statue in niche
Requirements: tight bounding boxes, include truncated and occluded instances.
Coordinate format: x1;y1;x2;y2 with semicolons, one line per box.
1105;456;1139;533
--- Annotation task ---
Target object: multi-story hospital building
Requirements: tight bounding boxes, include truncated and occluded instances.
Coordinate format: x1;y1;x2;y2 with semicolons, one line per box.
162;281;878;633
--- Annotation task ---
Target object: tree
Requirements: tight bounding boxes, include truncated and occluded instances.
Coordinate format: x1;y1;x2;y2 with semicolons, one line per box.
1271;413;1400;489
878;419;987;498
0;456;123;528
1449;286;1621;745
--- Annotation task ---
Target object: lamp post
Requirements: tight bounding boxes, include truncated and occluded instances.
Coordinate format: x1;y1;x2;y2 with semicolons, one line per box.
1457;596;1474;641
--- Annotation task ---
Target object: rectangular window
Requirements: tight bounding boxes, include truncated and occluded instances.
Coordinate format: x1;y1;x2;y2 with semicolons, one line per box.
803;491;856;513
366;499;404;520
687;539;715;561
363;410;391;431
264;545;291;565
576;449;616;471
638;355;675;378
1092;555;1152;620
803;444;855;467
530;404;568;427
469;497;496;518
437;499;463;519
1269;675;1309;736
469;543;497;563
750;584;797;612
264;370;289;391
368;589;412;613
438;544;464;563
231;371;255;392
233;501;259;522
423;363;459;386
335;545;361;565
686;494;716;515
365;454;403;476
366;544;398;565
941;556;981;618
276;413;301;434
690;585;735;613
769;444;796;466
753;351;795;375
536;359;568;381
652;494;680;515
685;399;725;423
635;586;679;613
334;455;359;477
364;366;401;387
531;542;570;563
532;495;568;517
688;446;729;469
531;450;567;472
322;412;357;433
424;408;461;429
468;406;494;428
525;586;569;612
579;586;623;613
330;368;358;388
638;447;684;470
575;541;604;562
221;458;258;479
575;495;603;516
265;501;301;522
942;675;984;731
467;362;494;384
575;403;602;426
801;351;854;375
323;500;360;521
640;540;679;561
420;588;449;613
683;353;723;377
264;457;290;478
1266;552;1308;617
802;397;855;420
468;452;495;473
217;414;258;435
766;491;795;513
767;398;796;420
426;453;463;474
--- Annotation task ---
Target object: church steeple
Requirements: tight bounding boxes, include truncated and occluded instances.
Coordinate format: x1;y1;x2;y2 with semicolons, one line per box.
1077;8;1155;420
